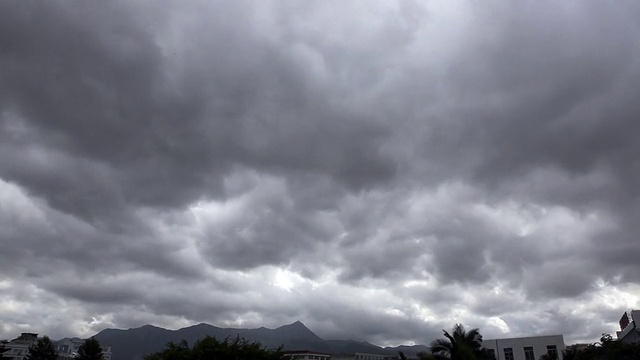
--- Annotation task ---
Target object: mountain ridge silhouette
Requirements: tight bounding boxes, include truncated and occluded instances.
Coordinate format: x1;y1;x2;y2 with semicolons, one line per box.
93;321;428;360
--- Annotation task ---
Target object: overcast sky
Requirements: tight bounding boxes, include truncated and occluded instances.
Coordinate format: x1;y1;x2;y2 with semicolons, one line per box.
1;0;640;347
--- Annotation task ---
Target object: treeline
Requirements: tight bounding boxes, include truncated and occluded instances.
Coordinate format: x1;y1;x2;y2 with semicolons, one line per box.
143;336;283;360
15;324;640;360
9;336;283;360
11;337;105;360
562;334;640;360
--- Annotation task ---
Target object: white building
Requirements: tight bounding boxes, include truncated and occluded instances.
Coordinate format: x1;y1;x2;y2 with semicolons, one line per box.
616;310;640;344
56;338;112;360
284;350;331;360
2;333;39;360
332;353;397;360
482;335;565;360
354;354;389;360
0;333;111;360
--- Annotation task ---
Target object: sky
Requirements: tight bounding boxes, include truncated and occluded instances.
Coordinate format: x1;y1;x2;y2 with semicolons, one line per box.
1;0;640;348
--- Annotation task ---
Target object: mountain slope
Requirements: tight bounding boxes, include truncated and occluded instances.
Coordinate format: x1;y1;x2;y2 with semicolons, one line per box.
93;321;425;360
325;339;389;355
95;325;175;360
94;321;330;360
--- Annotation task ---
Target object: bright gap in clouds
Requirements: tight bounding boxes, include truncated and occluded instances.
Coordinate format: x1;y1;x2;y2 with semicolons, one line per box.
272;268;306;292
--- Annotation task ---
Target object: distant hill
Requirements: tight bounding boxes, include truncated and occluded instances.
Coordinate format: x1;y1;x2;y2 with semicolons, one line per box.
385;345;430;356
93;321;427;360
325;339;389;355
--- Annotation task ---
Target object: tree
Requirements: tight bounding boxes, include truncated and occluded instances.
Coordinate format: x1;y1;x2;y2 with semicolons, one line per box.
400;350;436;360
598;334;613;347
144;340;190;360
561;344;579;360
26;336;57;360
76;338;104;360
539;352;558;360
430;324;487;360
144;336;284;360
561;334;640;360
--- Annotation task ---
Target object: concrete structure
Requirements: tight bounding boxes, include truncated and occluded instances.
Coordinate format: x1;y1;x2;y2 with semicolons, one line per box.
1;342;10;359
482;335;565;360
616;310;640;344
55;338;112;360
332;353;397;360
2;333;39;360
0;333;111;360
284;350;331;360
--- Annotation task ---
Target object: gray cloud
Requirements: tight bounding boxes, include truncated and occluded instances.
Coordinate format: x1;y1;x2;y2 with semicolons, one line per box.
1;0;639;348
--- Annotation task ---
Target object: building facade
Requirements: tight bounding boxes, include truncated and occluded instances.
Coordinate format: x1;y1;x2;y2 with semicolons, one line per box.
0;333;112;360
2;333;39;360
55;338;112;360
482;335;565;360
284;350;331;360
332;353;398;360
616;310;640;344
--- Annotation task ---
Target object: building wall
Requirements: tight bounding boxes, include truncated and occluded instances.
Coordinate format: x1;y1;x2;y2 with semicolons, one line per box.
332;353;399;360
3;342;31;360
616;310;640;344
284;351;331;360
3;333;39;360
1;334;112;360
617;324;640;344
55;338;112;360
482;335;566;360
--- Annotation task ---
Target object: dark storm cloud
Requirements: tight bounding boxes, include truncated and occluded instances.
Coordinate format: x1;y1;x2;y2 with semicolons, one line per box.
337;236;426;283
1;0;640;347
0;0;396;225
393;0;640;302
196;175;341;269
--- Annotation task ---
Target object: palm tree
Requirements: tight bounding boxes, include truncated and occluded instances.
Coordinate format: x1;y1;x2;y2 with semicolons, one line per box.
430;324;485;360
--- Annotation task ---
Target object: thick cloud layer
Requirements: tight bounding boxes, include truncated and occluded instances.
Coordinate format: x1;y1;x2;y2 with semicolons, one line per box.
1;0;639;346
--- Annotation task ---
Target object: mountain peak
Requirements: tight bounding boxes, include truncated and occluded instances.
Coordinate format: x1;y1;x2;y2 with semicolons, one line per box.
135;324;162;330
278;320;310;331
274;320;325;342
92;321;420;360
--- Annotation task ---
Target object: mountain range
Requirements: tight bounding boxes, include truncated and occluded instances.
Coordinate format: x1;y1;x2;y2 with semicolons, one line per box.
92;321;428;360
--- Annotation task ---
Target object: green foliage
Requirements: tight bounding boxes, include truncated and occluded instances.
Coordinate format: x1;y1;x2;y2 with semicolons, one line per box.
144;340;190;360
144;336;284;360
599;334;613;345
562;333;640;360
26;336;58;360
402;351;438;360
430;324;488;360
539;342;561;360
417;351;437;360
538;351;558;360
76;338;105;360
